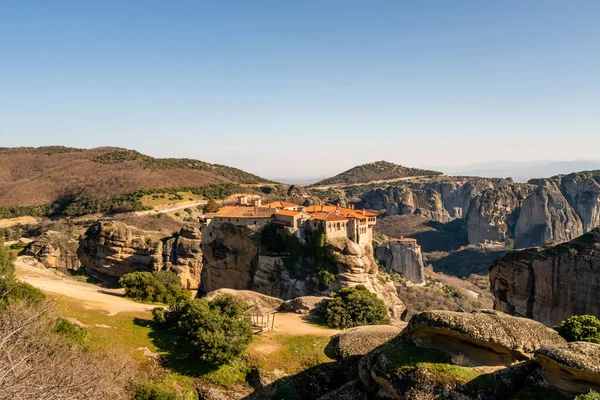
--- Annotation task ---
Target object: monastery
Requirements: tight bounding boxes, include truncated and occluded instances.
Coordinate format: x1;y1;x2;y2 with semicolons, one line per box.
201;198;377;246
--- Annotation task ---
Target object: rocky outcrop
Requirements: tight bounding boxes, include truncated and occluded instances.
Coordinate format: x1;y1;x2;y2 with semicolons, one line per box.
204;288;284;309
375;241;424;283
278;296;329;314
332;325;404;360
535;341;600;394
466;185;533;245
26;230;80;271
326;237;406;322
548;171;600;233
514;183;584;248
489;228;600;326
78;221;203;288
401;310;566;366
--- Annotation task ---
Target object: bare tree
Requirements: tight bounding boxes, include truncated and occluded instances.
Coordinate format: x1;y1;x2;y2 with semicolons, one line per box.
0;301;134;400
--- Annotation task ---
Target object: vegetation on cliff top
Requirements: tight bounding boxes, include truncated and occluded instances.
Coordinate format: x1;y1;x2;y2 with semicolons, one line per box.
313;160;442;186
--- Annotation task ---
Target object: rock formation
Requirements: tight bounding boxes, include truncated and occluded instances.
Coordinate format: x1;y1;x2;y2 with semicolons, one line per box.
374;241;424;283
535;341;600;394
201;224;406;322
78;220;203;288
359;172;600;249
26;230;80;271
332;325;404;360
401;309;565;366
489;228;600;326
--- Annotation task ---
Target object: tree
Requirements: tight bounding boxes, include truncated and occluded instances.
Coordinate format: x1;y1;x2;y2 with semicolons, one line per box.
203;199;220;214
555;315;600;343
119;271;188;304
0;245;15;279
575;391;600;400
325;285;390;329
153;294;253;366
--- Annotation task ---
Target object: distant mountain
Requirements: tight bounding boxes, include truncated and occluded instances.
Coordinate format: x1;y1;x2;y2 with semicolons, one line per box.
312;161;442;186
440;160;600;182
0;146;271;209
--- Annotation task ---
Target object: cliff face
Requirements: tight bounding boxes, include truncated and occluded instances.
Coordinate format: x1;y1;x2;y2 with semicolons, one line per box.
78;221;203;288
375;242;424;283
201;225;405;321
489;228;600;326
362;172;600;249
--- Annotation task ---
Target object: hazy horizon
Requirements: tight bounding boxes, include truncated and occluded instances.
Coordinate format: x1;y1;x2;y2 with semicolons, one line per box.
2;1;599;179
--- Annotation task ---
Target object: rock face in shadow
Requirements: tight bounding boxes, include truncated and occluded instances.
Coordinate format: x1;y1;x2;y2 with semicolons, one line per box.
401;310;565;367
375;241;424;283
77;220;203;288
489;228;600;326
535;341;600;394
332;325;404;361
26;230;80;271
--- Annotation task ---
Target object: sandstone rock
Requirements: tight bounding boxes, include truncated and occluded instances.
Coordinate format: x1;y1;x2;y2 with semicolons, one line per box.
332;325;404;360
535;341;600;394
466;185;533;245
26;230;80;271
204;288;284;310
375;241;424;283
490;228;600;326
556;172;600;233
514;183;583;248
278;296;329;315
401;310;566;366
78;221;202;288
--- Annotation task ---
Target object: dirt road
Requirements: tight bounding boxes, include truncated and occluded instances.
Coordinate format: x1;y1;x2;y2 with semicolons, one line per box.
15;258;153;315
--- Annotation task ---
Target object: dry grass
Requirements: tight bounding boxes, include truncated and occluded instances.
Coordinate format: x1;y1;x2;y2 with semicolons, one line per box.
0;146;268;207
112;213;188;234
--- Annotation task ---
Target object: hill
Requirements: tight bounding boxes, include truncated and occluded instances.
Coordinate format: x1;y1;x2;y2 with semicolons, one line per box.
0;146;271;215
313;161;442;186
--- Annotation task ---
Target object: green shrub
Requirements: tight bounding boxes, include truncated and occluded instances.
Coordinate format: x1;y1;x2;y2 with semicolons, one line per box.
555;315;600;343
0;245;15;279
119;271;188;304
133;384;179;400
202;199;220;213
325;285;390;329
575;390;600;400
54;318;87;344
153;294;253;366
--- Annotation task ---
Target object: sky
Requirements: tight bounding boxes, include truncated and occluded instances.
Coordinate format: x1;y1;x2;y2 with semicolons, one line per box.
1;1;599;180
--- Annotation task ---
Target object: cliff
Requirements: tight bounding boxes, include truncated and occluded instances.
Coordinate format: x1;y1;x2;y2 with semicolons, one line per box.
489;228;600;326
361;172;600;248
77;220;203;289
374;241;424;283
201;224;406;322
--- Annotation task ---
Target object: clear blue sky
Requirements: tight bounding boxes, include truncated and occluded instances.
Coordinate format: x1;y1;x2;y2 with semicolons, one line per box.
1;1;599;180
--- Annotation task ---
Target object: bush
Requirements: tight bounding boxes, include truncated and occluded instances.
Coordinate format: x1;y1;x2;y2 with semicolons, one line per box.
153;294;253;366
54;318;87;344
119;270;189;304
0;247;45;307
0;245;15;279
575;391;600;400
555;315;600;343
325;285;390;329
202;198;220;214
134;384;179;400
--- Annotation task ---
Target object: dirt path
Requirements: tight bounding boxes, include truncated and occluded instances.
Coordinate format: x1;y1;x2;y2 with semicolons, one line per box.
14;258;153;315
310;175;422;190
134;200;207;216
271;313;339;336
0;216;39;228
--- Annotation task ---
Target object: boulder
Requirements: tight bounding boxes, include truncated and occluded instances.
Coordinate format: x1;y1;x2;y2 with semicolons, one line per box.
278;296;329;315
332;325;404;360
401;310;566;366
26;230;80;271
204;288;283;310
535;341;600;394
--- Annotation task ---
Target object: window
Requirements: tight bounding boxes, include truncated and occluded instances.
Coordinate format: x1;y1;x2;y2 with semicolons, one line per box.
254;221;257;224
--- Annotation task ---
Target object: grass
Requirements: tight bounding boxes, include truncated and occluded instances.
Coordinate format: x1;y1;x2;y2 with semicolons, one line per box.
248;334;335;375
382;340;481;384
140;191;204;208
